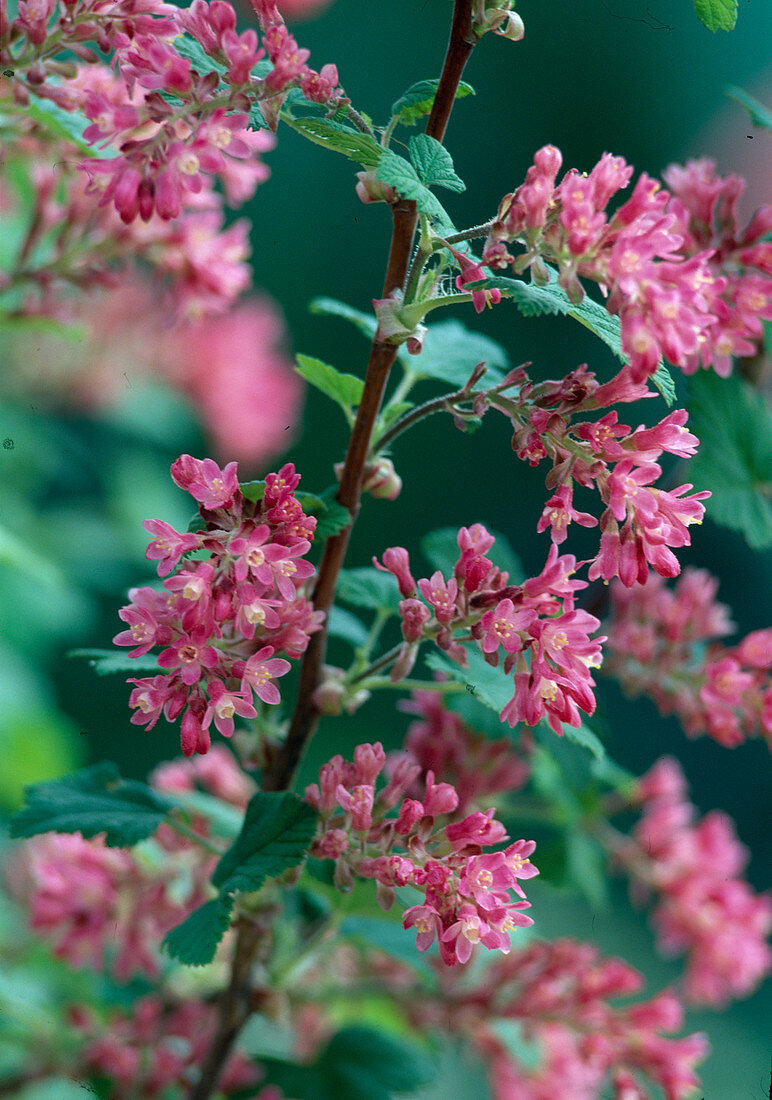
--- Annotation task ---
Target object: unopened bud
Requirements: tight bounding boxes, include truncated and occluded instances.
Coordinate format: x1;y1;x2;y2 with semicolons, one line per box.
362;457;402;501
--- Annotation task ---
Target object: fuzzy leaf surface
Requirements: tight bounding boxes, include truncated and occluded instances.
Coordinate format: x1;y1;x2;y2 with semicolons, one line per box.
212;791;317;895
400;319;508;387
336;567;402;612
288;118;383;167
408;134;465;192
375;150;453;226
163;896;235;966
9;762;171;846
390;78;475;126
694;0;737;31
296;354;364;416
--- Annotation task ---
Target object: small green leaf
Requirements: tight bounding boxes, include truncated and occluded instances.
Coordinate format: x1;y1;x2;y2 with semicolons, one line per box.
687;371;772;549
296;488;351;540
390;79;475;127
488;269;674;404
173;33;227;77
376;150;454;227
288;117;383;167
400;318;508;387
164;895;235;966
68;648;160;676
694;0;737;32
212;791;317;895
296;354;364;418
328;606;370;647
426;647;512;714
408;134;465;193
726;85;772;130
241;479;267;503
337;567;402;612
9;762;172;847
24;94;98;156
309;297;377;341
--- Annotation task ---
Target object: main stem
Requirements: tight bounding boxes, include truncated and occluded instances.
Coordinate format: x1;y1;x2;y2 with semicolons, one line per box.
262;0;477;794
192;5;477;1096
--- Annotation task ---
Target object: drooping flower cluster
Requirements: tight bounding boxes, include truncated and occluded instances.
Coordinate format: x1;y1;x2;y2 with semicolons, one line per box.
604;567;772;748
479;146;772;382
304;742;538;966
5;746;253;981
2;277;303;466
407;939;708;1100
393;685;531;815
471;360;710;586
1;120;254;322
608;757;772;1006
114;454;323;755
68;996;280;1100
376;526;605;736
3;0;340;225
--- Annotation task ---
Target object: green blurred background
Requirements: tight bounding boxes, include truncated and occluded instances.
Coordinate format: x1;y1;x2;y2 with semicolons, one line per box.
1;0;771;1094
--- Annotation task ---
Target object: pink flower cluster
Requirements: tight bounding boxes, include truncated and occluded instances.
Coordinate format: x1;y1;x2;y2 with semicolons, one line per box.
376;526;605;736
114;455;323;756
613;757;772;1006
605;568;772;748
4;0;340;224
5;745;253;981
476;361;709;587
480;146;772;382
69;996;279;1099
304;742;538;966
394;685;531;815
2;117;253;323
417;939;708;1100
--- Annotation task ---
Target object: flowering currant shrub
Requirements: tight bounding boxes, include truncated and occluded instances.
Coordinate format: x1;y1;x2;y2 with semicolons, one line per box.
2;0;772;1098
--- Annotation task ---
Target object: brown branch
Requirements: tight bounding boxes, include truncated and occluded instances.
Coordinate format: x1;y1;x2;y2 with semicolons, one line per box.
192;4;478;1095
263;0;477;794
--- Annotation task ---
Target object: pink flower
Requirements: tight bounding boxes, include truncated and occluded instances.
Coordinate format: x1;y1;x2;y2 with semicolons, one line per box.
242;644;291;704
202;680;257;737
402;903;441;952
142;519;201;577
479;598;535;653
170;455;240;511
157;627;221;686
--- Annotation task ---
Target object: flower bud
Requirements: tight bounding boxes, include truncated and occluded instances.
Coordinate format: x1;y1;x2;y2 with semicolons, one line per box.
362;457;402;500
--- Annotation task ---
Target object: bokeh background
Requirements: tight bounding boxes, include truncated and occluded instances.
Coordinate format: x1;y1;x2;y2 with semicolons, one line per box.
1;0;771;1095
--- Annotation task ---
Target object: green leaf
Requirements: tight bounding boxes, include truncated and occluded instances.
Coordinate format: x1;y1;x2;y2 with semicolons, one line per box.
296;354;365;418
163;895;235;966
565;830;608;909
488;269;674;404
688;371;772;549
212;791;317;895
400;318;508;387
68;647;160;676
24;94;98;156
258;1026;435;1100
694;0;737;31
420;526;524;584
328;606;370;647
562;721;605;761
241;479;267;504
287;117;383;167
426;647;512;714
390;79;475;127
9;762;172;847
336;567;402;612
296;488;351;540
309;297;377;341
173;33;227;77
408;134;465;193
726;85;772;130
376;149;454;226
